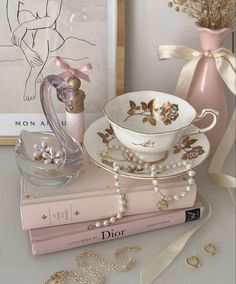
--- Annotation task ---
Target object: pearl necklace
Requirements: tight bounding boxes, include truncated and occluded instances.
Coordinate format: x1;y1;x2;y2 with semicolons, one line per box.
150;163;195;210
90;164;126;230
100;144;191;173
88;144;196;230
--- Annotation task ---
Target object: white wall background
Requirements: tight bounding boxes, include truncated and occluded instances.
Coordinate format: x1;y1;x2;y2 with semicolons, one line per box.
124;0;235;114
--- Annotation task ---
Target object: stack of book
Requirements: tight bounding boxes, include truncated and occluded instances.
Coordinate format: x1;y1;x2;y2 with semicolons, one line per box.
20;157;204;255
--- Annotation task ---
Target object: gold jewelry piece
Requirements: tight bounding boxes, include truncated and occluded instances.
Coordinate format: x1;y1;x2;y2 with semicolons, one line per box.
185;256;201;270
77;246;141;276
157;198;169;211
45;270;89;284
202;243;218;256
45;246;141;284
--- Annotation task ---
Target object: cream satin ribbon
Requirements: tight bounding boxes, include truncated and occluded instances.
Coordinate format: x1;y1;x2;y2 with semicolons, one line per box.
158;45;236;195
140;193;211;284
209;109;236;203
158;45;236;98
139;46;236;284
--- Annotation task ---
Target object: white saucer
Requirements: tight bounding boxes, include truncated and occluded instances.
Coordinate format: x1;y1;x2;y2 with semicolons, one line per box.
83;117;210;179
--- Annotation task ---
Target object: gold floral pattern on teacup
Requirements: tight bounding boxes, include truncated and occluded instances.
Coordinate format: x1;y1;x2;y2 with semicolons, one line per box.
173;136;205;160
124;100;179;126
124;99;158;126
160;101;179;125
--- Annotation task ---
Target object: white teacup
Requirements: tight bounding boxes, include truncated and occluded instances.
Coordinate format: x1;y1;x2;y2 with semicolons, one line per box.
103;91;218;162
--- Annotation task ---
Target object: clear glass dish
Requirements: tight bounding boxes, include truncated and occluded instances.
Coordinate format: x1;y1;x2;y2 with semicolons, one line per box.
15;75;83;187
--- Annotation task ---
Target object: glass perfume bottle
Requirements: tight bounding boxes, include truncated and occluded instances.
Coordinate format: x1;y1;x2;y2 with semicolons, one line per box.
15;75;83;187
65;76;86;144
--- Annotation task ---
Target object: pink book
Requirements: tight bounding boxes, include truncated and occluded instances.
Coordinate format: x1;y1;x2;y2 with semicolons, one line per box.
29;201;204;255
20;157;197;230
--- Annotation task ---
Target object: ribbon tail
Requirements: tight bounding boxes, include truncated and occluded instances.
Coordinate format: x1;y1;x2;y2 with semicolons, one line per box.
210;173;236;188
140;193;211;284
159;45;201;60
57;71;72;79
175;58;200;99
79;63;93;72
55;56;71;70
140;230;195;284
216;57;236;95
74;69;91;82
209;108;236;190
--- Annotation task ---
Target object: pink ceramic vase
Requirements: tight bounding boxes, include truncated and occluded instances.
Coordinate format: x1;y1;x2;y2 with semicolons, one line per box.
187;24;231;152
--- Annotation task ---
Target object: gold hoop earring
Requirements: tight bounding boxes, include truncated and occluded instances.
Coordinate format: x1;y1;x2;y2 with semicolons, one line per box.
185;256;201;270
202;243;218;256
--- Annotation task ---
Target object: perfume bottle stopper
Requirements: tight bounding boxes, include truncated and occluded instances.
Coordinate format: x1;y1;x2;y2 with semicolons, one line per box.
65;76;86;144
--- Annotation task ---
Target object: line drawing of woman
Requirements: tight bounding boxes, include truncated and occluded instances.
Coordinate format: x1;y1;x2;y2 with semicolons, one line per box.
2;0;95;101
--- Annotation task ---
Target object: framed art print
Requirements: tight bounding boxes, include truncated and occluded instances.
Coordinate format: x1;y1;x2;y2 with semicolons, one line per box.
0;0;123;144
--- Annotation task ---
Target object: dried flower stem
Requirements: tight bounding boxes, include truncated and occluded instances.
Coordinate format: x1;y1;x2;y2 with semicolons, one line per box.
168;0;236;29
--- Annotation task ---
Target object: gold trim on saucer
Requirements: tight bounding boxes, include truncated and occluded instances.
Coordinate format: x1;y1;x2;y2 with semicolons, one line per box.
83;145;209;181
148;152;168;165
83;117;210;180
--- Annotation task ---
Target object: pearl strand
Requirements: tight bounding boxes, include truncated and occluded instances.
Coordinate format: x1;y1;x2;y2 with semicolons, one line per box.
93;144;197;226
100;144;189;173
102;144;196;207
151;163;196;210
89;163;127;230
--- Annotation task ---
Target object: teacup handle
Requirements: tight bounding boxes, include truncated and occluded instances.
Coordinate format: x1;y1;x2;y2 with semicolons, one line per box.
190;109;219;135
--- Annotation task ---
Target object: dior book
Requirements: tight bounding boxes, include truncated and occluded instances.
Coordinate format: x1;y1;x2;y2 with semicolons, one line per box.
20;157;197;230
29;201;204;255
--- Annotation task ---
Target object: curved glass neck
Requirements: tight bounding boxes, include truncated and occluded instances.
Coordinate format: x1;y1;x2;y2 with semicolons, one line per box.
40;75;83;162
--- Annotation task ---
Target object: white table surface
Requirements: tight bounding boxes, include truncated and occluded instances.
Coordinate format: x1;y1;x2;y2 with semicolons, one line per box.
0;146;235;284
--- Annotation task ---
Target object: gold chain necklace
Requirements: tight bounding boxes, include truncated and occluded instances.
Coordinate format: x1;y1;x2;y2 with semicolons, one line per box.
45;246;141;284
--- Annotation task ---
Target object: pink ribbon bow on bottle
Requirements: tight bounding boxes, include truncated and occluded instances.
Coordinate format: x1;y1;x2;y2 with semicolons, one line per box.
55;56;92;82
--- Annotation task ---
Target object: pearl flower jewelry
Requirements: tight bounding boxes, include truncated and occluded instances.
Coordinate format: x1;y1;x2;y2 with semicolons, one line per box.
33;142;63;165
